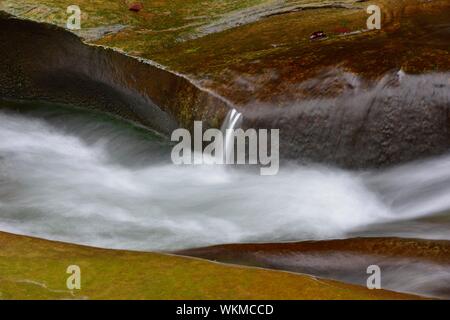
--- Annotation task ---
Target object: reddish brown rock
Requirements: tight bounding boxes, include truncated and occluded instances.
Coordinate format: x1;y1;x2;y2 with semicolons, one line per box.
177;238;450;299
333;26;351;34
128;2;143;12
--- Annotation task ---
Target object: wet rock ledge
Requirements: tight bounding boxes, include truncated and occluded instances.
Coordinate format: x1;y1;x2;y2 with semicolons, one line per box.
0;12;230;135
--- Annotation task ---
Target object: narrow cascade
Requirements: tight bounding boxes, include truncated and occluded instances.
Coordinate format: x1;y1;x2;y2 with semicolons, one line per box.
221;108;242;163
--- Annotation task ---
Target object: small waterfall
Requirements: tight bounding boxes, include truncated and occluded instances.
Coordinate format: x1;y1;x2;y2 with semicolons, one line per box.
221;108;242;163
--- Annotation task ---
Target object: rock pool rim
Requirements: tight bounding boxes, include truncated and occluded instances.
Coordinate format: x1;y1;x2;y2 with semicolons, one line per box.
1;10;450;169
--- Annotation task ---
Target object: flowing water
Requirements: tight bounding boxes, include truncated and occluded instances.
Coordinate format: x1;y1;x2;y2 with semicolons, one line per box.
0;99;448;252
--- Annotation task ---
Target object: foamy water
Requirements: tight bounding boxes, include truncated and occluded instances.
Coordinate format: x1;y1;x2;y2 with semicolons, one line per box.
0;102;448;251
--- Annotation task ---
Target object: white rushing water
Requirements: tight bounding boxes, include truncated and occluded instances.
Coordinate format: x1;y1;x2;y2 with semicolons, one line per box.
221;108;242;163
0;105;448;251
